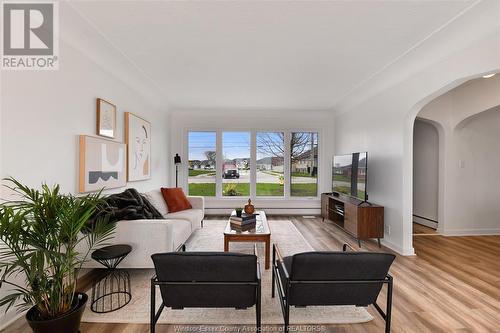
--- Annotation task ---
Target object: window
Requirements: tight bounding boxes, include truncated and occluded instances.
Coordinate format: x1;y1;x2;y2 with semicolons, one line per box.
290;132;318;197
186;130;319;198
256;132;284;196
222;132;250;196
188;131;216;196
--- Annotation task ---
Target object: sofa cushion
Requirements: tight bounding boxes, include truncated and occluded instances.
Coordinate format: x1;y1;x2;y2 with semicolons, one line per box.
165;209;203;231
168;219;193;251
143;190;169;217
161;187;192;213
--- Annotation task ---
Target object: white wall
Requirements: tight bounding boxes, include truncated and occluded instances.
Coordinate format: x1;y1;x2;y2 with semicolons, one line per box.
0;5;170;327
334;0;500;255
1;42;169;194
169;109;335;215
417;76;500;236
1;41;169;196
412;119;439;227
450;107;500;234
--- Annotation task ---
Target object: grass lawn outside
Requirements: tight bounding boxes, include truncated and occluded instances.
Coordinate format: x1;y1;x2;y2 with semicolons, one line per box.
333;174;350;182
256;183;284;196
188;169;215;177
223;183;250;196
290;183;318;197
291;172;316;178
188;183;216;196
189;183;317;197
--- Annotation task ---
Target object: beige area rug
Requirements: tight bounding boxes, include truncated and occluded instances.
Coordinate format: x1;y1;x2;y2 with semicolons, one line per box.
82;220;373;325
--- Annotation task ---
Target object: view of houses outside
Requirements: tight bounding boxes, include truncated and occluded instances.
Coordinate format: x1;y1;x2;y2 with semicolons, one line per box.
187;131;318;197
290;132;318;196
256;132;284;196
188;131;216;196
222;132;250;196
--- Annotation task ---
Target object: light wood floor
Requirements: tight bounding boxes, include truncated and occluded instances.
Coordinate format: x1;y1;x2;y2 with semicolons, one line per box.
2;216;499;333
412;222;438;235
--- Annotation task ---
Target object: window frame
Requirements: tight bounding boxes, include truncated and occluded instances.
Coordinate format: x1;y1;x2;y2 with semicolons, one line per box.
289;131;319;198
255;131;286;198
185;128;321;200
221;130;252;198
187;131;217;197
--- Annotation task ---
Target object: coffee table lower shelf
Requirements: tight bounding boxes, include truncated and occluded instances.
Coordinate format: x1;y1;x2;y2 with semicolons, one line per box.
224;210;271;269
224;234;271;269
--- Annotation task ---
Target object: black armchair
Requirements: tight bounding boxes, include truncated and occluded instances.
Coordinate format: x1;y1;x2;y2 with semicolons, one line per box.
151;249;261;333
272;244;395;333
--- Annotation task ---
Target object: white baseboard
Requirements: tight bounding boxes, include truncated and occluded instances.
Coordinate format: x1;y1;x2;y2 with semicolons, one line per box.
206;208;321;216
413;216;438;229
443;228;500;236
380;239;415;256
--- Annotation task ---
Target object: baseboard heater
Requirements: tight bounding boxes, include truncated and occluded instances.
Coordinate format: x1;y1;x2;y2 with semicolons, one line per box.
412;214;438;223
413;214;438;229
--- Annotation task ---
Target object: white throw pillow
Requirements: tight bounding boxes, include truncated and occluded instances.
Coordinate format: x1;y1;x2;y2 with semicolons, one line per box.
143;190;169;217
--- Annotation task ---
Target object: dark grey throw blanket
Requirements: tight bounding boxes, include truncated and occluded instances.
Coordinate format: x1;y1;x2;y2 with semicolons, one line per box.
88;188;163;227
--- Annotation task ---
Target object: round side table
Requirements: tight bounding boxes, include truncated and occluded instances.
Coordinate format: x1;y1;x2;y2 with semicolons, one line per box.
90;244;132;313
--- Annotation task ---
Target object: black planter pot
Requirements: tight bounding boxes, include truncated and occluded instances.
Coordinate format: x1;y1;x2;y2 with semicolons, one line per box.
26;293;88;333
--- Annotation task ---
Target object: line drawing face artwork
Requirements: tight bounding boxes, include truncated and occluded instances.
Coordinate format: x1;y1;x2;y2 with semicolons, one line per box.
79;135;126;192
126;112;151;181
134;125;149;174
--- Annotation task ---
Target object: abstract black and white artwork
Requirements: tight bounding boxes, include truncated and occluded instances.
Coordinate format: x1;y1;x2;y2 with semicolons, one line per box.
79;135;126;193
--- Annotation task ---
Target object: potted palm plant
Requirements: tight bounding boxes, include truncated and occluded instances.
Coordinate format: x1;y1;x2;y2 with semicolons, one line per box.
0;178;115;333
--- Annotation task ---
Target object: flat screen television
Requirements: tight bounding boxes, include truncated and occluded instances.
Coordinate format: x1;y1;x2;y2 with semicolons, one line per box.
332;152;368;201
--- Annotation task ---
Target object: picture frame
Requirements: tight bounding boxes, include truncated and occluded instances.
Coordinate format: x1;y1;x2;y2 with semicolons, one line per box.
125;112;151;181
96;98;117;138
79;135;126;193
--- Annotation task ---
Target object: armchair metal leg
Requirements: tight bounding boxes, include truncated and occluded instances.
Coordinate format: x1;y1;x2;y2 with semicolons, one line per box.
284;301;290;333
271;264;276;298
284;279;290;333
256;282;261;330
150;280;155;333
386;276;393;333
272;269;275;298
271;247;276;298
373;275;393;333
201;219;204;228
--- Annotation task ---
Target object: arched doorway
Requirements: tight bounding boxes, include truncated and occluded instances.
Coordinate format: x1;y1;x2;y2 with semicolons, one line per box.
412;118;440;235
407;74;500;251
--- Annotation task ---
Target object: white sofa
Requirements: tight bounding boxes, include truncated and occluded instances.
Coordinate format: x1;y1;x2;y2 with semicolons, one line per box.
82;190;204;269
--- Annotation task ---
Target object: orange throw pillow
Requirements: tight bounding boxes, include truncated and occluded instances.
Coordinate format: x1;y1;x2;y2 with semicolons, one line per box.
161;187;192;213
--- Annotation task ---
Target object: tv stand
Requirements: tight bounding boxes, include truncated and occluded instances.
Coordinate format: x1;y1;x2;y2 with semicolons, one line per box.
321;193;384;247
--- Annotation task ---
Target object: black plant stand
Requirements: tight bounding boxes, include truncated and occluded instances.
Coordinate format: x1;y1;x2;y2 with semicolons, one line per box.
90;244;132;313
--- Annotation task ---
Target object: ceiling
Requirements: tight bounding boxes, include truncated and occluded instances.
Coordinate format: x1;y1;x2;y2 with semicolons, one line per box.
70;0;475;110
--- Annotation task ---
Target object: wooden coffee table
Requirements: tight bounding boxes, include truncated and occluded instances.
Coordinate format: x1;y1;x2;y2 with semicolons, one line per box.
224;210;271;269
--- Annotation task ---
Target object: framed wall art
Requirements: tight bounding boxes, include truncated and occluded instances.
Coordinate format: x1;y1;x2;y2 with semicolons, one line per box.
96;98;117;138
79;135;126;193
125;112;151;181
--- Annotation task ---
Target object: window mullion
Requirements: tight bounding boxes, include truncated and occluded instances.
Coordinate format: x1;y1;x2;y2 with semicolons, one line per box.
284;132;291;199
250;131;256;199
216;130;223;198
